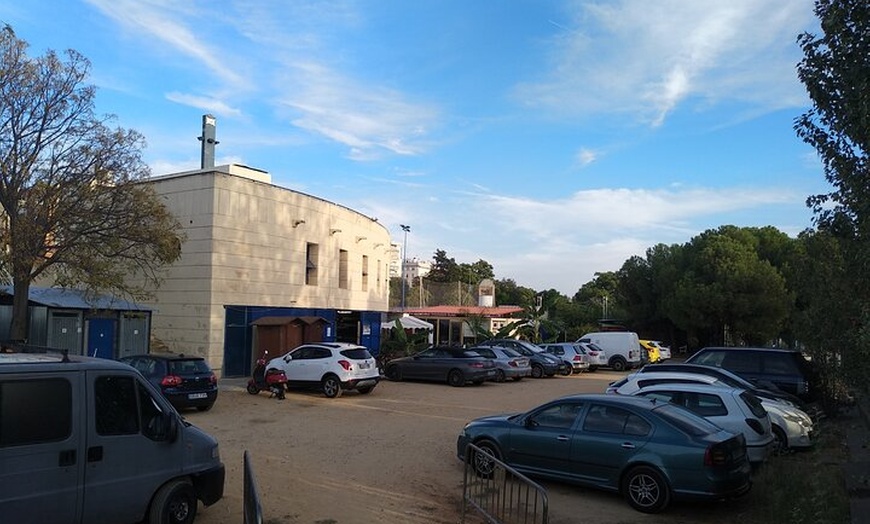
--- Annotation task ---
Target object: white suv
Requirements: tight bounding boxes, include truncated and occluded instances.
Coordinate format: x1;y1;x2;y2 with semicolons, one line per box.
267;342;380;398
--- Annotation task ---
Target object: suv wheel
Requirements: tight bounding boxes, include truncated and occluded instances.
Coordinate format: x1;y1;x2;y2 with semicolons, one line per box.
322;375;343;398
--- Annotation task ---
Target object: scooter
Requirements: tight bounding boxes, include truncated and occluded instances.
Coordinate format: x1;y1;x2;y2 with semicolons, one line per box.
247;352;288;400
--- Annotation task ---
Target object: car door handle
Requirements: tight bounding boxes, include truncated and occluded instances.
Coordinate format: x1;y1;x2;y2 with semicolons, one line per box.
556;435;570;442
621;442;636;449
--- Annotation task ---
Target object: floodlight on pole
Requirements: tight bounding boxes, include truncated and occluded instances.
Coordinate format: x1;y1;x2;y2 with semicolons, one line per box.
400;224;410;310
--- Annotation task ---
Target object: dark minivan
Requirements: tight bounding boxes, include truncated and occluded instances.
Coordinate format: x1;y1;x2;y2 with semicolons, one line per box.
685;347;818;402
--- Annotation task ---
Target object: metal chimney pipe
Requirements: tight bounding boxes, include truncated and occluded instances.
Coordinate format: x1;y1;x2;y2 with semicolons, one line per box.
198;114;218;169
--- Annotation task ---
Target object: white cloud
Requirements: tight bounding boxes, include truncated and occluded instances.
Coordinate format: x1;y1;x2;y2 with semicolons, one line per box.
165;92;243;118
576;148;599;167
276;62;440;160
515;0;814;125
85;0;250;90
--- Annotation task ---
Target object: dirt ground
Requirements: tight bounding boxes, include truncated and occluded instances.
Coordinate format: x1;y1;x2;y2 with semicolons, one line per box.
186;370;755;524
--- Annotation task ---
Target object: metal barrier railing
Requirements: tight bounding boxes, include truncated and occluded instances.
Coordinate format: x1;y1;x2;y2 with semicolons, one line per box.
243;450;263;524
462;442;549;524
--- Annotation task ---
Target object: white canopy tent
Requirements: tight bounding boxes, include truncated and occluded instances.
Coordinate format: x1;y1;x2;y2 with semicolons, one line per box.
381;315;433;331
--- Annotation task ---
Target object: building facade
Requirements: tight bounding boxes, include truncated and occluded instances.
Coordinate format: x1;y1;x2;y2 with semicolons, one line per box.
144;164;392;377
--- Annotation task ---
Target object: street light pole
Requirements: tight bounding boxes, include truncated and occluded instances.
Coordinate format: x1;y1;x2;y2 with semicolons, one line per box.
400;224;410;310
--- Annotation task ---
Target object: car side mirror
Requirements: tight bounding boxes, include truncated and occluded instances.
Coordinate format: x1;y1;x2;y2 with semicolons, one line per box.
284;355;292;362
524;417;538;429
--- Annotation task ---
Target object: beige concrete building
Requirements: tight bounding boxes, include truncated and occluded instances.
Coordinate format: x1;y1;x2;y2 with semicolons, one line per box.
144;164;392;377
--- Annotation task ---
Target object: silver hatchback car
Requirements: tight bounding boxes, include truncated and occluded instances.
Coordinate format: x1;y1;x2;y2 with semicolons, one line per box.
469;346;532;382
539;342;592;375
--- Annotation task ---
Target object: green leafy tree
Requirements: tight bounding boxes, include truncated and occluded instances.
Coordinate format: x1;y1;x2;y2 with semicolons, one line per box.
494;278;535;307
665;229;791;347
794;0;870;397
0;28;184;341
427;249;459;282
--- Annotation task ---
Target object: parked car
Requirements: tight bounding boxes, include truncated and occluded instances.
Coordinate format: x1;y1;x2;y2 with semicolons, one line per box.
385;346;497;386
539;342;591;375
576;341;608;371
684;347;819;401
476;339;565;378
468;346;531;382
456;393;752;513
576;331;643;371
640;339;670;362
638;339;662;363
120;353;218;411
630;383;774;465
635;362;805;407
654;341;672;360
267;342;379;398
608;370;813;453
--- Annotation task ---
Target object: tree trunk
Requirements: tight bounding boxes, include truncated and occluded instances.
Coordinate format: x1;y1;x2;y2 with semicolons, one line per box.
9;274;30;343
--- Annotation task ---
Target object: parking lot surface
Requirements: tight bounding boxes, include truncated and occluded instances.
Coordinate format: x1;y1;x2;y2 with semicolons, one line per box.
188;370;752;523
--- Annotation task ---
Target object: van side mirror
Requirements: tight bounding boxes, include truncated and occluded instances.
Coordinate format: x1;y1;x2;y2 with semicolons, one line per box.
145;412;179;442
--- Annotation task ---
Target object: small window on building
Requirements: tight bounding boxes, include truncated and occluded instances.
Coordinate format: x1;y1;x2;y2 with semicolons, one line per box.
376;258;382;289
339;249;348;289
361;255;369;291
306;243;319;286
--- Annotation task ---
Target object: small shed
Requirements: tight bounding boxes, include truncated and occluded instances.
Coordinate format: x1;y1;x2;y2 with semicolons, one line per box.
250;315;328;360
0;286;152;359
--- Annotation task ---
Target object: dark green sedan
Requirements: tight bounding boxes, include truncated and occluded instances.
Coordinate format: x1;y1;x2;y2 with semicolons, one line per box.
456;394;751;513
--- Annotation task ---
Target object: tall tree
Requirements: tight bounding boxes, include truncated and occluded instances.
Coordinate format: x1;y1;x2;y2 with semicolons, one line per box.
0;28;183;341
794;0;870;397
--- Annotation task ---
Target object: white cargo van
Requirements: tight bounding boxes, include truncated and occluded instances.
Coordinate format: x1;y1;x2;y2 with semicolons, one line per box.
576;331;643;371
0;352;224;524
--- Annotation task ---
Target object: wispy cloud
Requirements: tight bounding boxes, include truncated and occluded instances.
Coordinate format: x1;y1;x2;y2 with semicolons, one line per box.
515;0;813;126
165;92;243;118
275;61;440;160
576;147;600;167
85;0;249;90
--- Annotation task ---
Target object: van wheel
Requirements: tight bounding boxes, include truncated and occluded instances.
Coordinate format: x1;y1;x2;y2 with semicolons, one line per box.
322;375;343;398
149;479;197;524
610;358;627;372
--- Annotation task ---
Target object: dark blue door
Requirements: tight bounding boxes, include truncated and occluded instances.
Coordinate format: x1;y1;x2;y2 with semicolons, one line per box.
88;318;116;359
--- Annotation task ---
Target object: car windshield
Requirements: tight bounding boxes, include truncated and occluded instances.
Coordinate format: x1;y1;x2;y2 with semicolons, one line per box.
340;348;373;360
168;359;211;375
654;403;721;436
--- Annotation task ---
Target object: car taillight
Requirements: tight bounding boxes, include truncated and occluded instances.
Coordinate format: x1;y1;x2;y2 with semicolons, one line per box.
161;375;183;387
704;445;729;466
338;360;352;371
745;418;765;435
209;373;217;385
509;360;518;367
572;355;582;362
469;362;485;368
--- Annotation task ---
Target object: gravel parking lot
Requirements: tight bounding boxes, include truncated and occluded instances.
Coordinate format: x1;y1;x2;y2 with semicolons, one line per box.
187;370;752;524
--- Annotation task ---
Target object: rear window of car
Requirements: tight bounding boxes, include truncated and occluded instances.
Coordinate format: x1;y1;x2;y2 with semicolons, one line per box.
739;391;768;418
654;403;721;436
168;359;211;375
340;349;373;360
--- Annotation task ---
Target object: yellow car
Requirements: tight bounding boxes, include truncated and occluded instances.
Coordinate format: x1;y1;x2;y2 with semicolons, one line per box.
639;339;662;363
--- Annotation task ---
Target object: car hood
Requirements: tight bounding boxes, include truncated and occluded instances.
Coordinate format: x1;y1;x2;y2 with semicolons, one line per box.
465;413;521;429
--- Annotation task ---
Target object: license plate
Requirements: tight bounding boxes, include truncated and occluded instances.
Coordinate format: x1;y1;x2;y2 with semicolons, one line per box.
188;392;208;399
360;362;371;369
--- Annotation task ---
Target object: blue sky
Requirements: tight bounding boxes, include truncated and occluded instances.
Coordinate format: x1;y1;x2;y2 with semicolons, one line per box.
2;1;828;296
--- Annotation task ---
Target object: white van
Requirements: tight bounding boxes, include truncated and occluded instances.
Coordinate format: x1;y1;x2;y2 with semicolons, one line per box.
0;352;224;524
576;331;642;371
